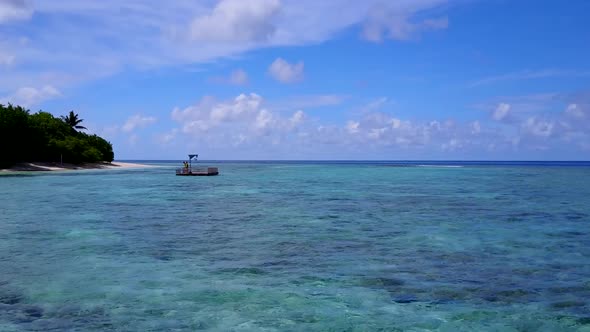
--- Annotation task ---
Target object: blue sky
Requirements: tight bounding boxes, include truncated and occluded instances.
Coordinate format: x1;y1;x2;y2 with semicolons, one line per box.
1;0;589;160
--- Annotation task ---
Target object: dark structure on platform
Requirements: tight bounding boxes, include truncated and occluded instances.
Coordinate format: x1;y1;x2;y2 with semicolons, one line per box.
176;154;219;176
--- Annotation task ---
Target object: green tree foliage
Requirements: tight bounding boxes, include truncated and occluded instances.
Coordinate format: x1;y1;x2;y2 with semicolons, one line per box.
61;110;87;131
84;134;115;162
28;111;71;161
0;104;30;168
0;104;114;168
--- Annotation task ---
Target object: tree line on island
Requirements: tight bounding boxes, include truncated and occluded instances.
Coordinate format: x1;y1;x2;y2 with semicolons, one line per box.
0;103;114;169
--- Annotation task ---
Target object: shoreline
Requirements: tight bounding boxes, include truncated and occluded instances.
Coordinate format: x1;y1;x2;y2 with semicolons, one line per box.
0;161;155;173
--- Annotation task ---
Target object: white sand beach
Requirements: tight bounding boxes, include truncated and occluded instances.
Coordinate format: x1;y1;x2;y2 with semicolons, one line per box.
0;161;155;172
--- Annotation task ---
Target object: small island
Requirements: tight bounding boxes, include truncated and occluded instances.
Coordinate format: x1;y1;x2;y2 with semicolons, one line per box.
1;103;117;171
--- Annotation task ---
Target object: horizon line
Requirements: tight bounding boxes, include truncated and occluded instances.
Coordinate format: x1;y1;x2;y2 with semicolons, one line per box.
115;159;590;162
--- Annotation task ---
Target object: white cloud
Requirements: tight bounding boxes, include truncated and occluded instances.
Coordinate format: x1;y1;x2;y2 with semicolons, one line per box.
471;121;481;134
0;1;452;93
522;117;554;138
190;0;280;42
361;97;390;113
473;93;560;123
471;92;590;153
492;103;511;121
441;138;462;151
269;94;346;112
557;100;590;147
0;85;61;107
155;128;178;145
268;58;304;83
211;93;262;122
475;92;590;152
254;108;274;131
171;93;307;148
0;0;33;23
565;103;584;118
122;114;157;132
346;121;360;134
289;110;305;126
303;110;461;150
471;69;590;87
362;1;448;42
0;52;15;66
211;69;249;85
161;91;590;158
175;93;258;125
229;69;249;85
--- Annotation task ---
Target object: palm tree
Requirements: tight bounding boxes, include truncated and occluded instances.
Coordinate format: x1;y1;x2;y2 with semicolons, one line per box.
61;111;87;131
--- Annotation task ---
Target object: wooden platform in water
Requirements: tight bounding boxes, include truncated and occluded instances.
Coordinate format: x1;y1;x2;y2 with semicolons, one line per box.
176;171;218;176
176;167;219;176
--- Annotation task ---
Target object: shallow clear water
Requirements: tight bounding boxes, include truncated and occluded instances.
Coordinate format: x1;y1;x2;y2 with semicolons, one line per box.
1;162;590;331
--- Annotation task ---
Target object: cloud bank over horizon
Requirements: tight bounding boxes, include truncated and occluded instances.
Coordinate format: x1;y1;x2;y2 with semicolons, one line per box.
99;91;588;160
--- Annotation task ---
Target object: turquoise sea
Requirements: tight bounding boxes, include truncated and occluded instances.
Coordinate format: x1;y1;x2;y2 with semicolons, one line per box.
1;161;590;331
